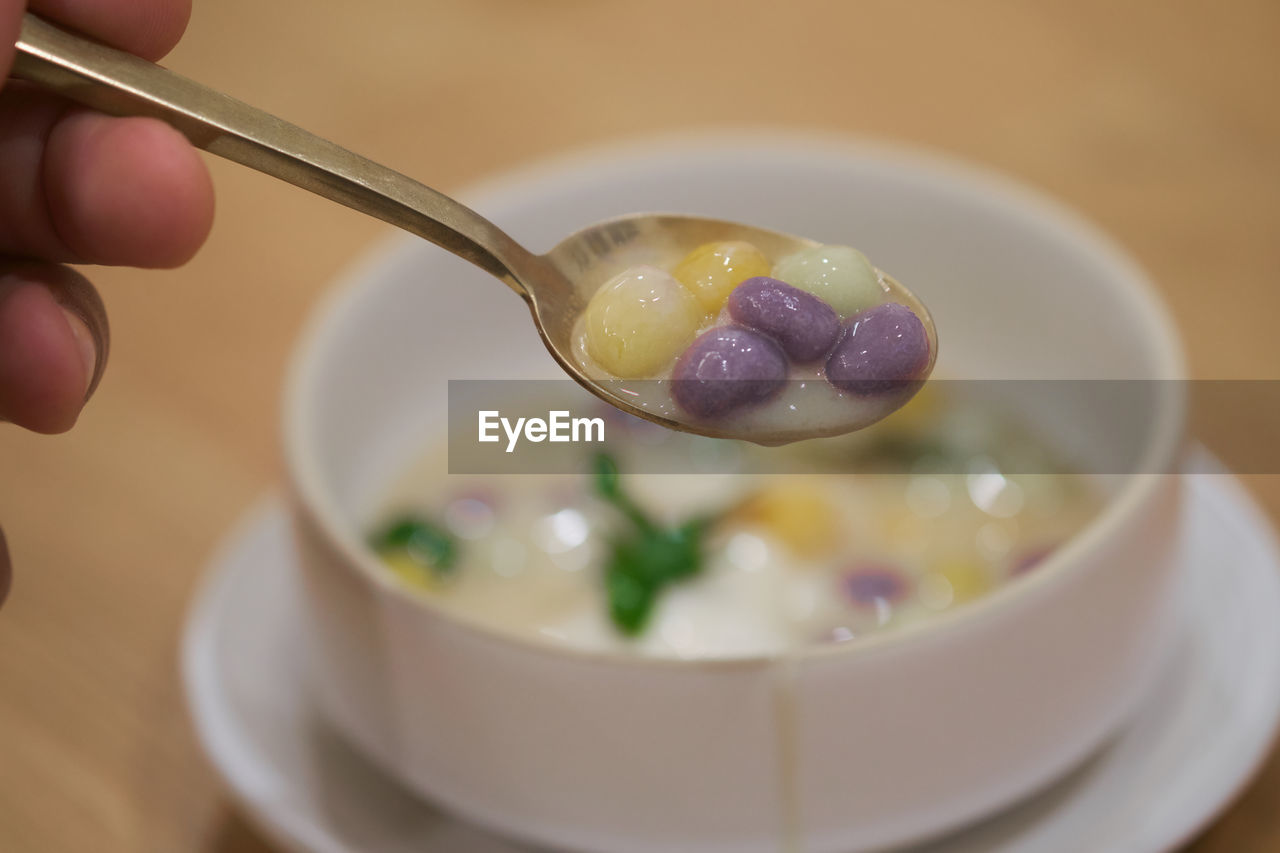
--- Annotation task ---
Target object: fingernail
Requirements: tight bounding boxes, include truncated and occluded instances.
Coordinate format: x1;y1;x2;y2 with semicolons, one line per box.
59;306;98;399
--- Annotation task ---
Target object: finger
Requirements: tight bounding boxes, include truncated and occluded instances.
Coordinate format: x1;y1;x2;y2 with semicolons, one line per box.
0;525;10;608
0;5;18;80
28;0;193;61
0;261;108;433
45;109;215;267
0;0;193;99
0;88;215;268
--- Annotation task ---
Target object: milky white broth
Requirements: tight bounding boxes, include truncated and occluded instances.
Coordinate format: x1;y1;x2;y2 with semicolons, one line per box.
368;389;1101;659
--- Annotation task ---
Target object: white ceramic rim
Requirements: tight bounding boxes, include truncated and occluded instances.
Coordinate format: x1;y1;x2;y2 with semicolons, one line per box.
281;130;1188;669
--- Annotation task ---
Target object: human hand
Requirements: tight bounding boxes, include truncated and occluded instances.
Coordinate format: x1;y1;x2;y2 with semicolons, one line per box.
0;0;215;602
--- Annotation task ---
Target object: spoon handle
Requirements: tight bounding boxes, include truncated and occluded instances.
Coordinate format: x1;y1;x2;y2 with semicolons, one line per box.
12;13;534;291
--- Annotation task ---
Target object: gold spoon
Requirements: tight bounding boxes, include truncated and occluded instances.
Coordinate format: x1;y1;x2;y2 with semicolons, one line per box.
13;13;935;443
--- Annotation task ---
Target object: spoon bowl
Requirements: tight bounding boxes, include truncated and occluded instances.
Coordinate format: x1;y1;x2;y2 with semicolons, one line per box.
542;214;936;442
13;13;935;442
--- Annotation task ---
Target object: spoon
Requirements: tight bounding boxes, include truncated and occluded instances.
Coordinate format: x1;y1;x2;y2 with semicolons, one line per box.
12;13;935;443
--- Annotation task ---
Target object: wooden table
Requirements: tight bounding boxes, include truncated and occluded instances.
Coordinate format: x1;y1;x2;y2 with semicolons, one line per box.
2;1;1277;850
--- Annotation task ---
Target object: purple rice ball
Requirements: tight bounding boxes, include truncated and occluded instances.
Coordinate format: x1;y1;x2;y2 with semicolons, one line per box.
670;326;788;419
841;564;909;608
727;276;842;362
825;302;930;395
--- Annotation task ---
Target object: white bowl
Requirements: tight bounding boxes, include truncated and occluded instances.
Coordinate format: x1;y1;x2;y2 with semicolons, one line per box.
282;133;1186;853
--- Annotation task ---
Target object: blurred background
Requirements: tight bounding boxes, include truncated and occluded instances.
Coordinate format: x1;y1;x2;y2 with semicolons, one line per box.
1;1;1277;850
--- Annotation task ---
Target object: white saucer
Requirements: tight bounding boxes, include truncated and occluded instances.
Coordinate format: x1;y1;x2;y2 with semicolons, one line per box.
182;449;1280;853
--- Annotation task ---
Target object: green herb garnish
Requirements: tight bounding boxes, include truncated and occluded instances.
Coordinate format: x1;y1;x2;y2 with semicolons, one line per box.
592;452;714;635
370;514;459;579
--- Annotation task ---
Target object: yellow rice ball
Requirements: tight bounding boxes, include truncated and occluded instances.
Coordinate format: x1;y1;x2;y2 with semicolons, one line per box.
672;241;772;313
738;479;843;559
